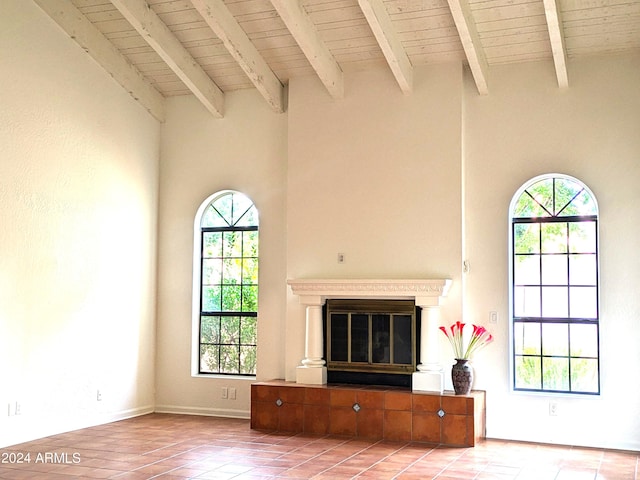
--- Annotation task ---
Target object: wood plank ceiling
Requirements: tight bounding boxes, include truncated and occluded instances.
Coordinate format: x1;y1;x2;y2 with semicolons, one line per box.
32;0;640;121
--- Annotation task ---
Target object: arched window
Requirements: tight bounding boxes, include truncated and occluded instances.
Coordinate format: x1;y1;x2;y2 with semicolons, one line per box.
194;191;258;375
510;174;599;394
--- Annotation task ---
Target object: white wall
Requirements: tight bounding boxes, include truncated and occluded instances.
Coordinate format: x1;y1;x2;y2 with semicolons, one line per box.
0;0;160;447
155;92;288;417
285;65;465;381
463;54;640;451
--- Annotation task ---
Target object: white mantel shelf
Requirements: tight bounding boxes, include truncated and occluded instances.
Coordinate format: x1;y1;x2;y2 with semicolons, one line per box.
287;278;452;306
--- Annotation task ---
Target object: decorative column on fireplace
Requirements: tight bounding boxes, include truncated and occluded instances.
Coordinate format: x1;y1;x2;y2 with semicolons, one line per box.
287;279;452;393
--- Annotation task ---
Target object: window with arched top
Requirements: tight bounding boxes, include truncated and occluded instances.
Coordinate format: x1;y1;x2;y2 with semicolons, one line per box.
194;191;258;376
510;174;600;394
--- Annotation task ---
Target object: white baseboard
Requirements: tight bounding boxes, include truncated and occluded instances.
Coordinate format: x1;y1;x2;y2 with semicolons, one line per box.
154;404;250;419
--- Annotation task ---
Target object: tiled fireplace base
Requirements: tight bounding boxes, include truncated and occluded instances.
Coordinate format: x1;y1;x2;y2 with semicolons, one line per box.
251;381;485;447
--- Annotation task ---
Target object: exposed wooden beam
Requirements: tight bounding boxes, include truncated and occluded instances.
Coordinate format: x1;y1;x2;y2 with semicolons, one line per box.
358;0;412;94
446;0;489;95
543;0;569;88
270;0;343;98
32;0;165;122
110;0;224;117
191;0;285;113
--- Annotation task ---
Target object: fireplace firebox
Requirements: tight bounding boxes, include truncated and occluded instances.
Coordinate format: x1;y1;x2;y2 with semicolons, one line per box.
324;299;421;388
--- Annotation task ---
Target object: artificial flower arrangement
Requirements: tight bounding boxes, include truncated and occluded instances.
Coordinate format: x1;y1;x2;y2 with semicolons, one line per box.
439;321;493;360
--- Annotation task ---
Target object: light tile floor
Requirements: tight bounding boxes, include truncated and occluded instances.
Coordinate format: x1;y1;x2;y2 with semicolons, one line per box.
0;413;637;479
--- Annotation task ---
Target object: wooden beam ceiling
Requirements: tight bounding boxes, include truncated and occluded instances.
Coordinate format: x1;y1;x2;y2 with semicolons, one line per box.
270;0;344;99
446;0;489;95
32;0;165;122
110;0;225;118
190;0;285;113
358;0;413;94
543;0;569;88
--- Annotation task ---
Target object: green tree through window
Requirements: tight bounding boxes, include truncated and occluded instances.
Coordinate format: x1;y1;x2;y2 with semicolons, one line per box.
510;175;600;394
197;191;258;375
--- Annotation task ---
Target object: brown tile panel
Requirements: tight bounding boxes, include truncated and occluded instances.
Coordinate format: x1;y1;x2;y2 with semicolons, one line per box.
305;386;330;405
384;391;412;411
330;406;357;436
412;412;441;444
384;410;412;442
441;414;468;446
304;404;330;435
357;390;385;409
412;393;441;413
250;382;486;447
356;408;384;440
330;388;357;407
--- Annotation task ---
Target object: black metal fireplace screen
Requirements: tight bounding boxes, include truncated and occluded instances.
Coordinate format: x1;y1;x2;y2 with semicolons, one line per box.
324;299;418;387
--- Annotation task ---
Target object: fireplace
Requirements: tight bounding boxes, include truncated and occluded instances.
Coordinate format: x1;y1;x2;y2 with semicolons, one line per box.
287;278;451;393
324;299;420;388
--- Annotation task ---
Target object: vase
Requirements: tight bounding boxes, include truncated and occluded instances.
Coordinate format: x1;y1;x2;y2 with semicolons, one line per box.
451;359;473;395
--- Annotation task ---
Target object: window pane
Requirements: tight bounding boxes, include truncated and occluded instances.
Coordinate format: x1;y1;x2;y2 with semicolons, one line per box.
541;287;568;317
243;231;259;257
242;258;258;284
514;286;540;317
542;357;569;390
242;286;258;311
220;345;239;373
220;316;240;344
569;287;597;319
527;178;554;214
515;356;541;389
235;205;259;227
514;194;550;218
330;313;348;362
200;345;219;373
514;255;540;285
223;231;242;257
569;254;597;285
569;323;598;357
567;191;597;217
202;286;221;311
394;315;413;365
371;314;390;364
201;316;220;343
570;358;599;393
554;178;583;216
514;224;540;254
223;258;241;284
231;194;255;226
541;255;567;285
514;322;541;355
569;221;596;253
202;206;228;228
240;346;257;374
202;259;222;284
221;286;241;311
351;314;369;363
541;223;567;253
203;232;222;257
542;323;568;356
240;316;257;345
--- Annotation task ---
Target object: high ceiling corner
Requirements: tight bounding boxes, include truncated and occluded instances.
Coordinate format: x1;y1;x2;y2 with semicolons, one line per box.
32;0;640;119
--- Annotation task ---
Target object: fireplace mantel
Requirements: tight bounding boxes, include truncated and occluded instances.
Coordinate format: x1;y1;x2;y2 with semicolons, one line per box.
287;278;451;306
288;278;452;393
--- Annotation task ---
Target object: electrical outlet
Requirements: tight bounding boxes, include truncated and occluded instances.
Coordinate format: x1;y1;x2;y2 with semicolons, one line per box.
229;387;236;400
96;390;103;402
337;253;345;264
489;311;498;324
549;402;558;416
14;402;21;415
221;387;228;399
